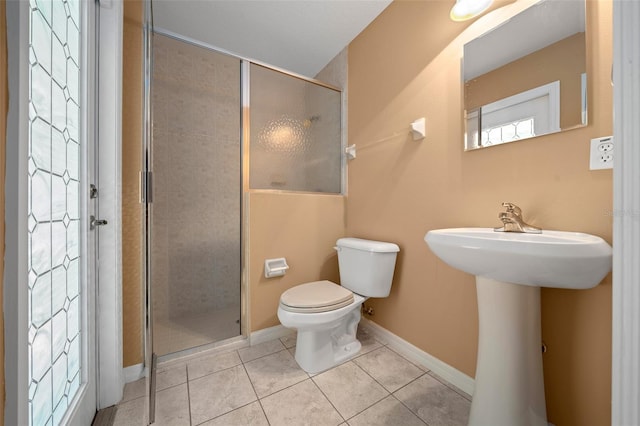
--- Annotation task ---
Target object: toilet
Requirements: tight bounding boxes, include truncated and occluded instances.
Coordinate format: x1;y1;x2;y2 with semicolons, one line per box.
277;237;399;373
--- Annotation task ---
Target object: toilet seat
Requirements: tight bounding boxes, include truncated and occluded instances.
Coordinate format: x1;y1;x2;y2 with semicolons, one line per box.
280;280;354;313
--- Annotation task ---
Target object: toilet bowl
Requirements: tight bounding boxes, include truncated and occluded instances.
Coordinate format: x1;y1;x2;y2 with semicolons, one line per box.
277;238;399;373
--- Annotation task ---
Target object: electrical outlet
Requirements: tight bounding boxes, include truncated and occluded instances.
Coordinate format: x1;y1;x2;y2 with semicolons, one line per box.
589;136;613;170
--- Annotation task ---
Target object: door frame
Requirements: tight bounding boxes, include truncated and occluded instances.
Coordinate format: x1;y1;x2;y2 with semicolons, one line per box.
96;0;124;409
3;0;124;423
612;1;640;424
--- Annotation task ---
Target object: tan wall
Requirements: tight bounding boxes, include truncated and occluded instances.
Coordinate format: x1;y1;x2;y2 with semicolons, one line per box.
466;32;586;129
0;1;6;421
347;1;612;425
122;0;144;367
248;192;345;331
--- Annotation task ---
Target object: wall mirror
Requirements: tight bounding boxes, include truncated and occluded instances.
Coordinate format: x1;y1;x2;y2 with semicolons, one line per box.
463;0;587;151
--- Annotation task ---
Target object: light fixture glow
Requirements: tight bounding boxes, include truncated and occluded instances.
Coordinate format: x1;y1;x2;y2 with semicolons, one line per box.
450;0;493;21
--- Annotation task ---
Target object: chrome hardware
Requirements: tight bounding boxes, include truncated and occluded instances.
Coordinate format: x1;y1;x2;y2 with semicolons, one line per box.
140;171;153;203
90;215;108;230
90;184;98;199
494;202;542;234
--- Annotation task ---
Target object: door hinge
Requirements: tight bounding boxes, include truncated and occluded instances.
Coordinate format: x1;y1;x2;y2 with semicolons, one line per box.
90;184;98;199
140;171;153;204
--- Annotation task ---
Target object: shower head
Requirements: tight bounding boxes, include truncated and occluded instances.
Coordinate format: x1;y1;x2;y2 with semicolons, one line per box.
303;115;320;128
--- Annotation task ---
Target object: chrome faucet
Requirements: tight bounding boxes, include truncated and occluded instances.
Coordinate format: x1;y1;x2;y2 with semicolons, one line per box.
494;202;542;234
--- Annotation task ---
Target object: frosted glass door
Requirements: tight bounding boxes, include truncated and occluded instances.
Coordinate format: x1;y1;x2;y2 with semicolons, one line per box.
27;0;96;424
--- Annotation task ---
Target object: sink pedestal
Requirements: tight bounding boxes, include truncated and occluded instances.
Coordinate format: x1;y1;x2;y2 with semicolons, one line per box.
470;277;547;426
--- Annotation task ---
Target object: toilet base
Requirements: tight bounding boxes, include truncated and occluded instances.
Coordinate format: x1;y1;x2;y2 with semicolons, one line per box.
293;307;362;374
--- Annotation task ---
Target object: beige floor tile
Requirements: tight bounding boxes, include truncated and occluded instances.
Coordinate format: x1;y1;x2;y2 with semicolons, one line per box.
238;339;286;362
121;378;146;403
346;395;426;426
200;401;269;426
244;349;308;397
279;333;297;349
394;374;470;426
357;327;383;356
187;349;242;380
113;397;146;426
154;383;190;425
156;364;187;391
261;379;343;426
313;361;389;419
189;364;257;424
427;371;472;401
353;346;424;392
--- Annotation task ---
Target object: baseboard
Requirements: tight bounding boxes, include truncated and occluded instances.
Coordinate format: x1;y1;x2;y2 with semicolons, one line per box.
360;318;475;396
250;324;292;346
123;363;146;383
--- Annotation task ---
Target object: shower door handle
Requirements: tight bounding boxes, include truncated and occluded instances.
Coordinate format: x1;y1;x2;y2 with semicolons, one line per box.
90;215;108;231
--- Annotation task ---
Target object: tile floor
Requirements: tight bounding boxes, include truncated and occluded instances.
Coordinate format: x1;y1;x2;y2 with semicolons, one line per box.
113;327;471;426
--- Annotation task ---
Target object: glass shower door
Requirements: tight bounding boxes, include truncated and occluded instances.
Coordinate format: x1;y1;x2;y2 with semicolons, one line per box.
150;33;242;356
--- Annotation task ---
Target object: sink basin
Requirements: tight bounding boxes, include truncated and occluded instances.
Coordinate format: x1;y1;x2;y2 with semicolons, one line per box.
424;227;612;426
425;227;612;289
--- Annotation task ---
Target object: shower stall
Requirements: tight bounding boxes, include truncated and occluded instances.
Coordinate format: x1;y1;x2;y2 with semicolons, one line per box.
146;31;342;361
149;34;243;356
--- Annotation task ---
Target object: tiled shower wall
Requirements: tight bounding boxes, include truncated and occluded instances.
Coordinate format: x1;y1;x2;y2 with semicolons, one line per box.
151;34;241;322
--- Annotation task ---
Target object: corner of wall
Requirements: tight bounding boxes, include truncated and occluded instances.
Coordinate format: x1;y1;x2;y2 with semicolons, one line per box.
0;0;6;420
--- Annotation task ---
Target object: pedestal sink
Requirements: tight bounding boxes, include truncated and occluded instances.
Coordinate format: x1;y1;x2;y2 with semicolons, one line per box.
424;228;612;426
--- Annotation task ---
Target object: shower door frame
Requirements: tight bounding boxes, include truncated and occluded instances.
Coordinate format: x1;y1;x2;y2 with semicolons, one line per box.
142;25;343;424
142;27;343;350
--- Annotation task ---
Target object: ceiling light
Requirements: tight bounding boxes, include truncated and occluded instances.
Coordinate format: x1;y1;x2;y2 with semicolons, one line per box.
450;0;494;21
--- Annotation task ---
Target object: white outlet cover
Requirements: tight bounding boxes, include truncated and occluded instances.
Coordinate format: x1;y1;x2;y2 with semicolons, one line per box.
589;136;614;170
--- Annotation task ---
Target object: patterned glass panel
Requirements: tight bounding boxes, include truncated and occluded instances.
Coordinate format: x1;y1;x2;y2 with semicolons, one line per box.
28;0;82;424
249;64;342;193
480;117;536;147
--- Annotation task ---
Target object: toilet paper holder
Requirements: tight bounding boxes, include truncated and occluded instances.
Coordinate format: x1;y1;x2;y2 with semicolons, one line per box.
264;258;290;278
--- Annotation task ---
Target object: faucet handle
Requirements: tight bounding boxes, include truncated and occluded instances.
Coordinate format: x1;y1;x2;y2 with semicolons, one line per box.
501;202;522;216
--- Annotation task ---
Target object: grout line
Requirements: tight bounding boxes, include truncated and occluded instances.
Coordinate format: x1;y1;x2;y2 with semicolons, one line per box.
391;378;431;423
191;400;267;426
238;342;287;365
186;352;244;382
256;394;272;426
185;365;193;426
390;372;427;396
241;354;312;399
308;377;346;424
240;361;261;405
239;361;273;426
426;370;473;402
342;359;393;419
389;393;429;426
384;344;432;373
350;346;426;395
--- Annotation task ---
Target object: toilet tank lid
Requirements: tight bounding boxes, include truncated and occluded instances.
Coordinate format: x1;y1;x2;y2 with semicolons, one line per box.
336;238;400;253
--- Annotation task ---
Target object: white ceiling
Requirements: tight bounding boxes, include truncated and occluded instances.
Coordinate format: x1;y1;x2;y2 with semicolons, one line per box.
152;0;393;78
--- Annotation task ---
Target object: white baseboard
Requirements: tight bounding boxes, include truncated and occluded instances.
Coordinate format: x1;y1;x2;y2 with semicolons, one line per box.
250;324;293;346
123;363;146;383
360;318;475;396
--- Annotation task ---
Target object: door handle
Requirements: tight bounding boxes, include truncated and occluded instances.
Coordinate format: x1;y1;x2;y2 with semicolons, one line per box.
90;215;108;230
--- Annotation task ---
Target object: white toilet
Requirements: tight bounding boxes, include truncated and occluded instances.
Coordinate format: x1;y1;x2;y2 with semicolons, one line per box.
277;237;399;373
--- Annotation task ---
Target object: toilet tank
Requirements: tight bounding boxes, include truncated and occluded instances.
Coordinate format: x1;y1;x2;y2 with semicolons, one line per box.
336;238;400;297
